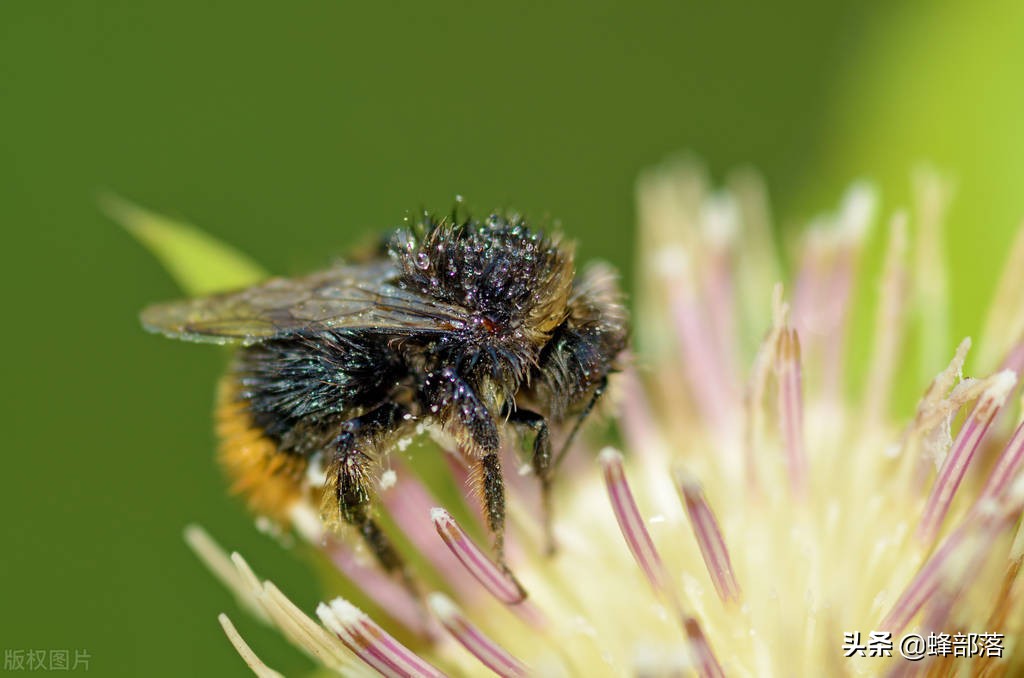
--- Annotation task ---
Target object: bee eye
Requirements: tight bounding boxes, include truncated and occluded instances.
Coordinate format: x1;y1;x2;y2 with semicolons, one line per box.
482;313;501;334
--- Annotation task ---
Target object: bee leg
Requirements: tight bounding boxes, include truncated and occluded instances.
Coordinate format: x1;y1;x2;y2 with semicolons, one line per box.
476;450;526;600
331;405;419;602
552;375;608;470
506;408;558;555
424;368;525;596
475;451;504;555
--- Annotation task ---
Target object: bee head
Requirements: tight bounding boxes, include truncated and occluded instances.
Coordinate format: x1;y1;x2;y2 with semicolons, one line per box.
389;212;576;351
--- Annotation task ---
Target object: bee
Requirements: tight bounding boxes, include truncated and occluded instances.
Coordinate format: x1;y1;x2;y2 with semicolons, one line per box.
142;210;628;594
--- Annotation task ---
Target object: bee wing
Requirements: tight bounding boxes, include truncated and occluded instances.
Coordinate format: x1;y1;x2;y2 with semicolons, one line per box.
141;260;467;344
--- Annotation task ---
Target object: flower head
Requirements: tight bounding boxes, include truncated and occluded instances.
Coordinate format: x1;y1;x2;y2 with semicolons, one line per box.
147;160;1024;676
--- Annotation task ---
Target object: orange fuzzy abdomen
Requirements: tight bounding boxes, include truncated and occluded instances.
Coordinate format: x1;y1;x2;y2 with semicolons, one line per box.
215;377;308;526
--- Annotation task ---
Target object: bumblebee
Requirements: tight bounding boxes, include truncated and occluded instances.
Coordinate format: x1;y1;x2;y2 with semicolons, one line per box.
142;211;628;592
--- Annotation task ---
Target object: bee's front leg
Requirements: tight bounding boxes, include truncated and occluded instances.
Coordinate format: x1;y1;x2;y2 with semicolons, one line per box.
424;368;525;599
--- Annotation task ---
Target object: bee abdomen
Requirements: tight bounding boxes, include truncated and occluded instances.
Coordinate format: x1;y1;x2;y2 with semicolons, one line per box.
215;376;308;526
236;330;405;444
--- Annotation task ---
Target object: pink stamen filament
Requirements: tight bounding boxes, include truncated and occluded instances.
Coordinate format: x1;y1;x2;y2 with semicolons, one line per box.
776;327;808;494
980;420;1024;503
379;465;478;600
881;510;1011;635
883;426;1024;634
666;276;737;435
702;247;740;393
618;367;665;460
318;599;447;678
320;535;428;636
430;508;527;606
684;616;726;678
675;470;741;603
429;593;529;678
918;371;1016;542
600;449;725;678
1000;340;1024;380
600;448;673;596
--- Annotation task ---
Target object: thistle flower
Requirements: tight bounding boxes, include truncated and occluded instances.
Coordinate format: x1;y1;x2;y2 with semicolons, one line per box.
126;160;1024;677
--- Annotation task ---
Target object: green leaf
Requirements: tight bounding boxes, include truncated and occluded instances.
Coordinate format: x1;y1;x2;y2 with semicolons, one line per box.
104;193;268;295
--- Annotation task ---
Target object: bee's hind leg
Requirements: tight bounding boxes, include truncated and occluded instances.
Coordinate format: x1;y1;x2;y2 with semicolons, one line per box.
329;404;420;601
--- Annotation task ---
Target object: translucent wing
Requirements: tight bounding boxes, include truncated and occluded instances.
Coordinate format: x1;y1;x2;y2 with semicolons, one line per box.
141;259;468;345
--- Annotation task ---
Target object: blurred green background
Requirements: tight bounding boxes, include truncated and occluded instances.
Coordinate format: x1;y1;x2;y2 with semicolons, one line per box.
3;1;1023;675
